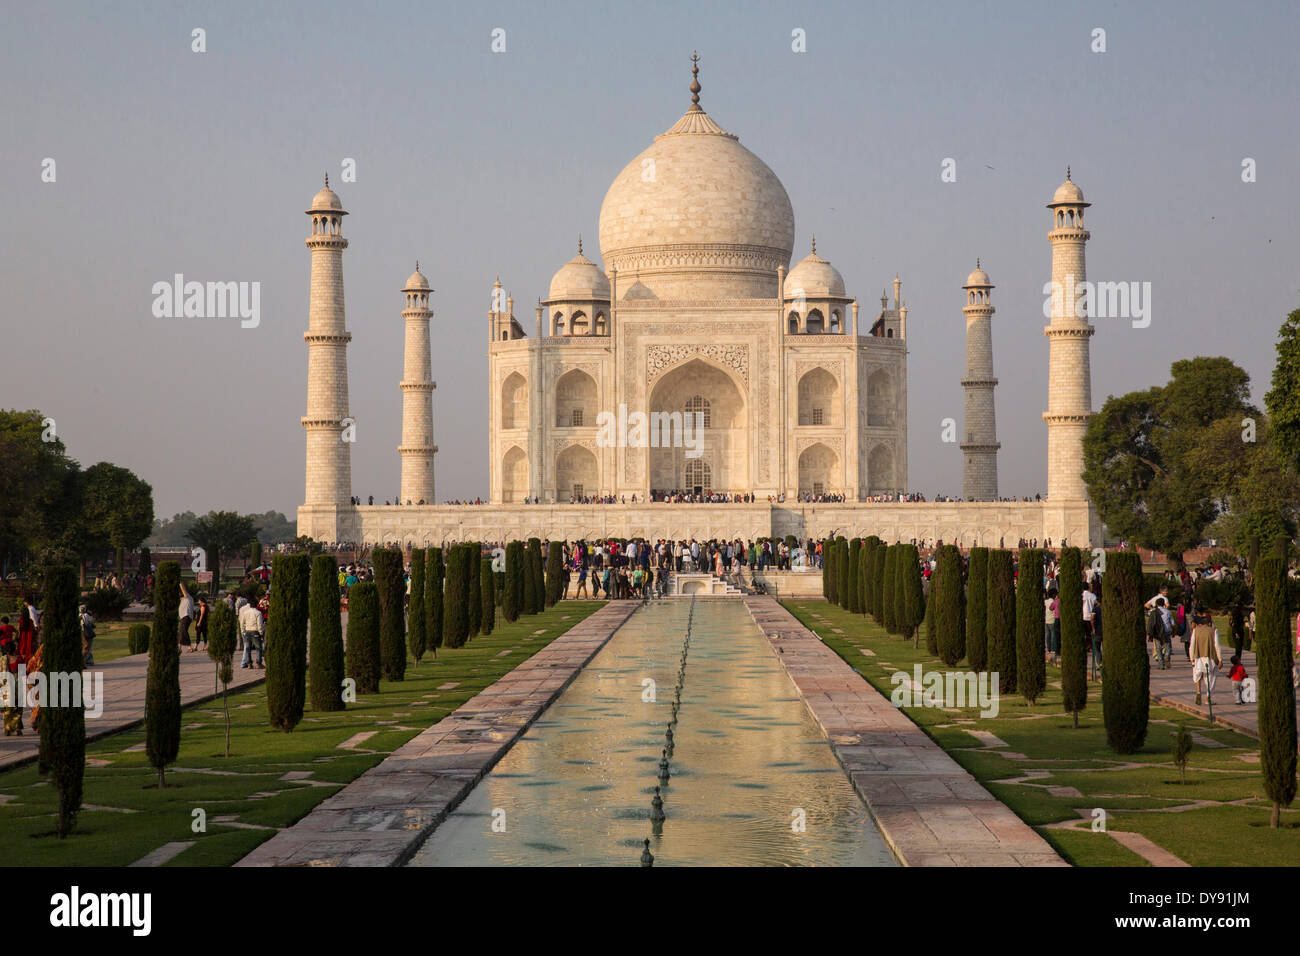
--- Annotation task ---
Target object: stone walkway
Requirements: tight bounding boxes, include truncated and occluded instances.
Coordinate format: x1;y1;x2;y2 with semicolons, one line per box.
1143;645;1300;741
235;601;640;867
743;597;1065;866
0;645;265;771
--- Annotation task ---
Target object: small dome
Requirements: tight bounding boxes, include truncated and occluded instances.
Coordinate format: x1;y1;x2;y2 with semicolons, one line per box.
964;265;991;288
785;243;846;299
404;265;429;291
1049;178;1086;206
308;185;343;213
548;251;610;301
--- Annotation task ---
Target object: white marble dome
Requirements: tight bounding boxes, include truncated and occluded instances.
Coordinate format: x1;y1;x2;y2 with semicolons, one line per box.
404;266;429;291
963;265;991;288
785;244;846;299
597;104;794;298
308;185;343;212
1050;178;1085;206
548;249;610;301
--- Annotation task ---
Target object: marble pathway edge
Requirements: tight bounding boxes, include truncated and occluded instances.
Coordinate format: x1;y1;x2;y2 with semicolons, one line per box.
235;601;640;867
743;597;1067;867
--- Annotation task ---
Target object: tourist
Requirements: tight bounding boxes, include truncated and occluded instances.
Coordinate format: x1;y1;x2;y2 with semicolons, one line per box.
239;599;265;669
79;604;96;666
1043;588;1059;666
1087;579;1104;680
575;564;588;599
1229;600;1246;661
1146;597;1171;670
194;595;209;652
1227;655;1248;705
178;581;195;649
1188;604;1222;707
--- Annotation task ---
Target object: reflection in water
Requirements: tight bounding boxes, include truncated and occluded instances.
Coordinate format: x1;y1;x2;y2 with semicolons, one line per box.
408;600;896;866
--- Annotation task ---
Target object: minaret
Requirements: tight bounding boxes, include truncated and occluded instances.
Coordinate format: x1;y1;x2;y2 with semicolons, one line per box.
302;176;352;509
961;260;999;500
1043;168;1094;501
399;263;436;505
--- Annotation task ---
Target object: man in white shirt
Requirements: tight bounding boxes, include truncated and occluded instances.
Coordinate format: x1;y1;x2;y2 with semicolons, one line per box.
238;601;265;669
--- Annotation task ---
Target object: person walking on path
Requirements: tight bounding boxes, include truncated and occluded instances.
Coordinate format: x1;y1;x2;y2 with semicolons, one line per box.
238;599;264;669
194;595;209;652
178;581;195;649
1189;604;1222;707
1229;600;1246;661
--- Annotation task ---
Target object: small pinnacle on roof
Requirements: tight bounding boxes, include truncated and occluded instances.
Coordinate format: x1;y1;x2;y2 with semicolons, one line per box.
578;234;583;256
325;173;329;188
976;257;980;269
690;51;701;108
811;234;816;254
1066;165;1071;181
415;260;420;272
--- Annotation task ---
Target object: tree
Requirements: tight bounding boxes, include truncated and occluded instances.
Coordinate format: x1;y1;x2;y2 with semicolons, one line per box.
933;545;966;665
0;409;76;575
408;549;427;663
206;600;238;755
480;557;496;635
146;561;181;788
1016;549;1046;703
249;539;262;570
847;539;862;614
526;540;545;615
1254;555;1296;826
884;544;900;634
80;462;154;571
546;541;563;607
822;538;834;602
987;550;1017;693
443;544;471;648
372;548;407;681
185;511;259;596
503;541;522;622
1101;551;1150;754
425;547;444;650
37;565;84;837
1083;357;1256;566
1058;547;1088;727
923;569;938;656
139;545;151;576
345;582;381;695
966;548;989;672
860;538;873;616
900;545;926;647
266;554;310;731
1265;306;1300;474
467;544;483;638
871;539;887;624
837;537;850;610
308;555;345;713
1172;724;1193;785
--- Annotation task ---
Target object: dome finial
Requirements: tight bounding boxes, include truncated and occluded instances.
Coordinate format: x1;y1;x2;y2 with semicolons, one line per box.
415;259;420;272
1066;165;1071;181
690;51;701;108
811;234;816;255
976;256;980;269
578;234;583;256
324;172;329;188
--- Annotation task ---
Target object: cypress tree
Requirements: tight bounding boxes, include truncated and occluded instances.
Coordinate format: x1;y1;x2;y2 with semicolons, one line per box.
37;565;84;837
902;544;926;647
480;557;496;635
443;544;471;648
859;538;871;615
924;570;938;655
1015;549;1046;704
250;539;262;571
503;541;522;621
207;600;237;756
546;541;564;607
146;560;181;788
425;547;444;650
308;554;345;713
523;539;540;615
128;623;150;655
115;547;126;585
966;548;989;672
372;548;407;681
872;540;887;624
1101;550;1149;753
837;537;850;609
847;539;862;614
139;545;151;576
408;549;426;663
467;544;482;637
1254;555;1296;826
987;549;1017;694
266;553;311;730
1058;547;1088;727
883;544;899;633
345;582;381;694
894;542;911;637
822;538;834;601
934;545;967;665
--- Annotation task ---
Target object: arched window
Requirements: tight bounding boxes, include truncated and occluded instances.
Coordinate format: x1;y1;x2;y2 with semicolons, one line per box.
570;311;588;335
806;309;824;333
830;310;841;333
595;312;607;335
554;311;566;335
684;395;711;428
788;312;800;334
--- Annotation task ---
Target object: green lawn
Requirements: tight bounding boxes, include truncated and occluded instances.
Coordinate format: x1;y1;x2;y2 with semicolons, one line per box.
784;599;1299;867
0;601;604;867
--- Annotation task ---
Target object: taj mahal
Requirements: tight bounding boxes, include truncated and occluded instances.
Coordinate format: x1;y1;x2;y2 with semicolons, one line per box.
296;58;1102;551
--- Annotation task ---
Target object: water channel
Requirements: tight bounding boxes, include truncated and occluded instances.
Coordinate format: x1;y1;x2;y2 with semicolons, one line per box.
408;598;896;866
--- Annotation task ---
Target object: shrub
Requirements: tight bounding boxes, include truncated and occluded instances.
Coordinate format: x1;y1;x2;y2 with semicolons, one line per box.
480;557;496;635
83;587;130;620
847;539;862;614
345;581;382;694
266;553;311;731
37;565;84;837
822;538;835;602
308;555;345;713
408;549;426;663
128;623;150;655
503;541;522;622
900;544;926;646
207;600;238;755
442;544;471;648
146;561;181;788
467;544;482;638
882;545;898;633
546;541;563;607
837;537;850;610
526;540;544;615
871;540;887;624
1101;550;1150;754
1172;724;1193;785
1058;547;1088;727
1015;549;1046;704
139;546;151;576
372;548;407;682
1255;555;1297;826
966;548;989;672
933;545;966;665
425;547;444;650
987;549;1017;694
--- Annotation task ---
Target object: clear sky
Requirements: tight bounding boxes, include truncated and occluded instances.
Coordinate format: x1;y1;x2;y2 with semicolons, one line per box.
2;0;1296;519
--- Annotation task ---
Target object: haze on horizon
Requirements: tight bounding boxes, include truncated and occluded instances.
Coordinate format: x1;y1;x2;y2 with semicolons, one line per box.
2;0;1295;520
